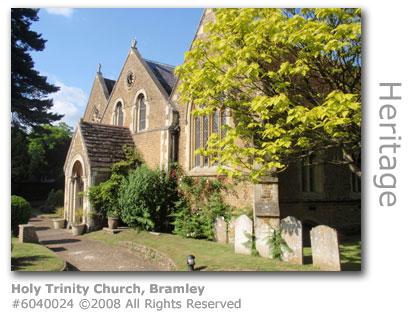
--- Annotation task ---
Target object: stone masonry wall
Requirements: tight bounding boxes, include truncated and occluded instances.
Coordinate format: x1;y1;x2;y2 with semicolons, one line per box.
100;49;170;131
83;74;108;122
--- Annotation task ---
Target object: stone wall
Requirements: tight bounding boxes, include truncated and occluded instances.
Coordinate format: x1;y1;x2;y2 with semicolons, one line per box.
280;200;361;233
18;224;39;243
132;130;163;169
83;73;108;122
100;49;170;132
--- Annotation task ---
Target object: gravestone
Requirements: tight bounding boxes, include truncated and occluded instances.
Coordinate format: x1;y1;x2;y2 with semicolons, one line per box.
255;218;274;258
213;217;227;243
310;225;341;271
234;215;253;255
227;217;237;244
281;216;303;264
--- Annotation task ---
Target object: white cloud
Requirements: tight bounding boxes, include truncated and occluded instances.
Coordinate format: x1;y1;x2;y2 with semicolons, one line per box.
49;81;88;129
45;8;74;18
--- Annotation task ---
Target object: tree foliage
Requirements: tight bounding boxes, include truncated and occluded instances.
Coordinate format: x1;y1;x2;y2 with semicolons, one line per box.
176;8;361;181
11;8;62;130
11;126;30;184
27;122;73;183
11;195;31;236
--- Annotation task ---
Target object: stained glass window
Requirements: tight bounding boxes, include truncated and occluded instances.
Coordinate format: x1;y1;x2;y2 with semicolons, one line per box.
139;96;146;130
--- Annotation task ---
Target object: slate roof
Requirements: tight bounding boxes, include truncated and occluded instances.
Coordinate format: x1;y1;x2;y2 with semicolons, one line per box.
104;78;116;96
145;60;176;95
79;121;135;168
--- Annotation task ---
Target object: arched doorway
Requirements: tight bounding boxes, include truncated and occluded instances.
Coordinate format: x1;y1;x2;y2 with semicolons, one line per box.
70;160;84;223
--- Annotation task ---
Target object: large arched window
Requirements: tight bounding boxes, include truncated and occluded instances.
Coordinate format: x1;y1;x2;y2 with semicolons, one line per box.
191;108;227;168
138;95;146;131
115;102;123;126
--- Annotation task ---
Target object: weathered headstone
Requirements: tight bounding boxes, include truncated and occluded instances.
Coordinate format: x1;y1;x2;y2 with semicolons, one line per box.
234;215;253;255
310;225;341;271
227;217;237;244
213;217;227;243
281;216;303;264
255;218;273;258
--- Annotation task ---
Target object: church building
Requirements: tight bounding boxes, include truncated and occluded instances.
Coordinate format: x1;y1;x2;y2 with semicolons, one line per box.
63;9;360;235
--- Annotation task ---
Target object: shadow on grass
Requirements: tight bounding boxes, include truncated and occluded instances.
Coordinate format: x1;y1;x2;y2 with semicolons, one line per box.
303;253;312;265
65;262;80;271
340;262;361;271
11;255;54;271
194;266;207;271
49;247;67;252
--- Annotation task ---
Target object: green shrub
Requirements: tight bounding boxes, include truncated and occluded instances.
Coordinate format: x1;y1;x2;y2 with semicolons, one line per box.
88;147;143;217
39;189;56;213
55;190;64;207
11;195;32;236
118;165;178;232
54;206;64;218
170;174;235;240
267;228;291;260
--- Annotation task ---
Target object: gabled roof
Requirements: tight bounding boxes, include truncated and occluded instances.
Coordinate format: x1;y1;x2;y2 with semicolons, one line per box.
79;121;135;168
145;59;176;95
103;78;116;96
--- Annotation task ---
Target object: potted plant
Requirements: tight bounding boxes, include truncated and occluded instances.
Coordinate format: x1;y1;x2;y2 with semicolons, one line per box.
72;208;85;235
52;207;66;229
107;211;119;230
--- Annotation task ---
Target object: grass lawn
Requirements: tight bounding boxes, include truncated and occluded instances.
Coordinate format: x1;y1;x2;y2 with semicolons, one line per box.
11;238;65;271
83;229;319;271
31;206;60;219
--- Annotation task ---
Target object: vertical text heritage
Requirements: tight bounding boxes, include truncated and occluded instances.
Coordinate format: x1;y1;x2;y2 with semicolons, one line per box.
373;83;402;206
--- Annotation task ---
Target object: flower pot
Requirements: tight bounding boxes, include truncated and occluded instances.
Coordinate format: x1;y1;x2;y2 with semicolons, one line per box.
52;218;65;229
72;224;85;236
108;217;119;230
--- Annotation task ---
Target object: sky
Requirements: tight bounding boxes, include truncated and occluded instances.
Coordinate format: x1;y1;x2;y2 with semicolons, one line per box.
29;8;204;129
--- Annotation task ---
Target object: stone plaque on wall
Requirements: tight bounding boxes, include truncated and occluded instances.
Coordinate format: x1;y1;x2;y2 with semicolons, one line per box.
253;175;280;217
234;215;253;255
310;225;341;271
281;216;303;265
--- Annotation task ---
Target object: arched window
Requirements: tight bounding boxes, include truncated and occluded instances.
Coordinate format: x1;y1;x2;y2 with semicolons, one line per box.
138;95;146;131
115;102;123;126
194;116;201;167
301;154;318;192
191;107;228;168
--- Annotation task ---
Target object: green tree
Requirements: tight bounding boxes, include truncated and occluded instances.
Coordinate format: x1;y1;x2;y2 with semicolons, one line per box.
27;122;73;183
11;127;30;183
11;8;61;131
176;8;361;182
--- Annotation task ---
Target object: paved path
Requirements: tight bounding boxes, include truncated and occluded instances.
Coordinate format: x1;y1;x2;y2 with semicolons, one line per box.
29;217;166;271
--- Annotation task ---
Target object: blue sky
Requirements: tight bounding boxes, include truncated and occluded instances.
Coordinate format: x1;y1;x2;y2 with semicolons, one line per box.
30;8;204;128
